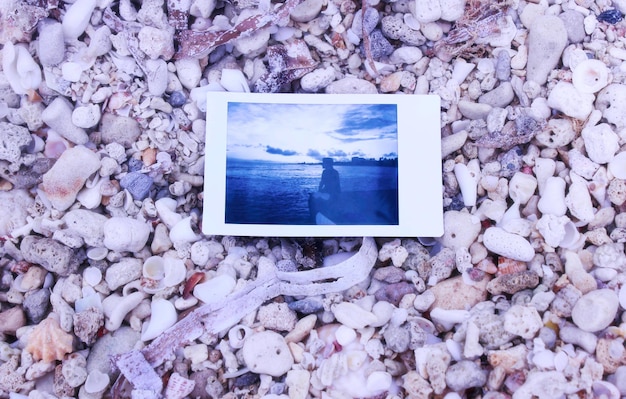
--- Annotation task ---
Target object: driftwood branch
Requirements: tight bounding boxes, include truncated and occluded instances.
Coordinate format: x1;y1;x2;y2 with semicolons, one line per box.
112;237;378;398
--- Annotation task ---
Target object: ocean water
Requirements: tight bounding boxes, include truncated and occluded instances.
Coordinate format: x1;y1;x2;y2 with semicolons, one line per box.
225;160;398;225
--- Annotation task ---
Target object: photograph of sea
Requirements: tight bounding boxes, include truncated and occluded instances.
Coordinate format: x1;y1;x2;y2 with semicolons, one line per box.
224;102;399;225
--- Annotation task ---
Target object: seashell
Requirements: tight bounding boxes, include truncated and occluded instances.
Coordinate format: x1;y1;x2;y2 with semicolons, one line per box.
451;59;475;84
2;42;42;95
76;177;104;209
102;291;146;331
86;247;108;261
193;274;236;304
84;370;110;394
161;257;187;287
143;256;166;280
83;267;102;286
25;315;74;362
169;216;202;245
591;381;620;399
496;257;527;276
608;151;626;179
572;59;610;93
537;176;567;217
155;198;183;228
228;324;252;349
74;286;102;313
454;162;478;207
141;298;177;341
164;372;196;399
62;0;96;39
220;69;251;92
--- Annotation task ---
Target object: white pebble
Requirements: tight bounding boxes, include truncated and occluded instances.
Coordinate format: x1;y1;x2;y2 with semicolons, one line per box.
572;289;619;332
482;227;535;262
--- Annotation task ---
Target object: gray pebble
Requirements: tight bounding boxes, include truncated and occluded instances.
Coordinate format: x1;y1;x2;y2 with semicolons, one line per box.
86;327;140;375
21;236;82;277
365;30;394;60
288;297;324;314
559;10;586;44
550;284;582;318
325;78;377;94
478;82;514;108
383;324;410;352
23;288;51;324
105;258;142;291
607;366;626;396
527;15;568;85
486;271;540;295
99;113;141;148
500;146;524;178
373;266;406;283
445;360;487;392
0;122;32;163
120;172;153;200
495;51;511;81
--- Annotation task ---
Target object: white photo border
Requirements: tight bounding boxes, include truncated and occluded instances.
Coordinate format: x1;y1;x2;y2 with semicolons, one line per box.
202;92;443;237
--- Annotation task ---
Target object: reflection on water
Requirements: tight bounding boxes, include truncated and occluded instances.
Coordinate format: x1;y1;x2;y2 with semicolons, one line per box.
225;160;398;225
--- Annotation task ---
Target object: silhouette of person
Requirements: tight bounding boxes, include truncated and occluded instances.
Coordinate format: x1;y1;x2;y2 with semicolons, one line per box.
318;157;340;199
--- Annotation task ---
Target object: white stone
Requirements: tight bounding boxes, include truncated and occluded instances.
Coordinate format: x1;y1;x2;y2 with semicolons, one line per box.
504;305;543;339
536;214;572;248
572;59;610;94
242;331;294;376
290;0;324;22
175;58;202;91
547;82;595;120
72;104;101;129
103;217;151;253
537;176;567;217
2;41;41;94
62;0;96;40
37;19;65;67
581;123;619;164
535;118;575;149
300;67;336;92
454;162;478;207
42;97;88;144
609;152;626;179
138;26;175;59
568;149;599;180
145;59;169;96
596;84;626;129
332;302;378;329
325;78;377;94
410;0;442;23
439;0;466;21
564;251;596;294
482;227;535;262
193;274;236;304
389;47;423;65
572;289;619;332
439;211;481;250
508;172;537;205
441;130;468;158
565;173;595;225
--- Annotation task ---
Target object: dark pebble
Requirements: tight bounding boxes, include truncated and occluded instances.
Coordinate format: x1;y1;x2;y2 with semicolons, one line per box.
168;91;187;107
127;157;144;173
446;193;466;211
120;172;153;200
363;30;394;60
23;288;51;324
233;372;259;388
374;282;416;306
288;297;324;314
500;146;523;178
598;9;623;24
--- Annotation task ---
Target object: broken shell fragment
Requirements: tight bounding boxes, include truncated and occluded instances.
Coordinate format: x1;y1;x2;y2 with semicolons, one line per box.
141;298;177;341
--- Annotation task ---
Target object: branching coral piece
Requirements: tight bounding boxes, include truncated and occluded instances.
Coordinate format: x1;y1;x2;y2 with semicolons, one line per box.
254;40;318;93
174;0;305;59
361;0;378;77
112;237;378;397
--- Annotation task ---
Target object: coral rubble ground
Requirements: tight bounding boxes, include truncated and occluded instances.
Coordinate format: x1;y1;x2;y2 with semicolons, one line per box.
2;0;626;398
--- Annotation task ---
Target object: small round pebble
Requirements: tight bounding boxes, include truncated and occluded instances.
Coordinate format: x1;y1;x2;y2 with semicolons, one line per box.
572;289;619;332
242;331;294;377
168;91;187;107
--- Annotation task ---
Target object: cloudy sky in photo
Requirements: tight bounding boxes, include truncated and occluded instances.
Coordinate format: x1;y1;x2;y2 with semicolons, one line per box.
226;102;398;163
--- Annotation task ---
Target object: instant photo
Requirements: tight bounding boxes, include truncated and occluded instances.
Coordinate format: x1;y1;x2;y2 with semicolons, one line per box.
203;93;442;237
